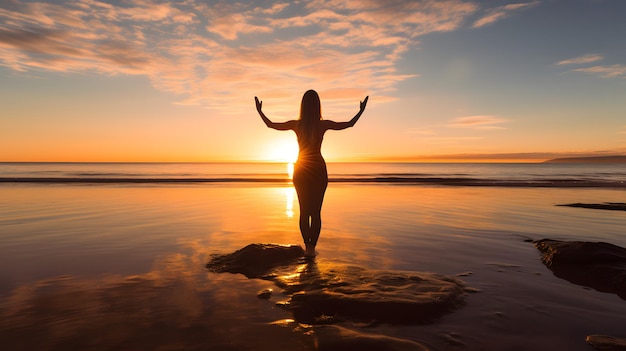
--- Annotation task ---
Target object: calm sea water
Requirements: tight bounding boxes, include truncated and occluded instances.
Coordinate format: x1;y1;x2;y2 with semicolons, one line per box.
1;162;626;185
1;162;625;350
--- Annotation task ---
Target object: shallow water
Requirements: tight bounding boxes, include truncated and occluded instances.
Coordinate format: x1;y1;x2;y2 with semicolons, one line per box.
1;182;625;350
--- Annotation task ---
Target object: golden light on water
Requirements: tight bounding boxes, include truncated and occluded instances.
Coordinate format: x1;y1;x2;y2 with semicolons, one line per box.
287;161;294;179
285;186;295;218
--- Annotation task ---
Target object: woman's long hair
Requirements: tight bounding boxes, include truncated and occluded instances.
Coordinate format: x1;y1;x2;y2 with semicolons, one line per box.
299;90;322;140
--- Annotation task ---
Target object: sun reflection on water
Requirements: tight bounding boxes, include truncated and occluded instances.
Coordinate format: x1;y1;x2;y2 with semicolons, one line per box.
285;186;296;218
287;161;294;179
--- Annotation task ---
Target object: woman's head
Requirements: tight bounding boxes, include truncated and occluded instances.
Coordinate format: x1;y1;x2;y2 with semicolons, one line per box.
299;90;322;122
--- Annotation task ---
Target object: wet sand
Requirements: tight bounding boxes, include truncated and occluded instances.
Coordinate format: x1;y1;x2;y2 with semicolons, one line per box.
1;184;626;350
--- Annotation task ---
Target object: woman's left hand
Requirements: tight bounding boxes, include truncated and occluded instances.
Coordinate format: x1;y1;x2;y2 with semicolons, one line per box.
360;96;369;113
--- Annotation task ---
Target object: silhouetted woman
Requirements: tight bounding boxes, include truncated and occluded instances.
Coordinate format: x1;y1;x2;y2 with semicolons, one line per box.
255;90;368;257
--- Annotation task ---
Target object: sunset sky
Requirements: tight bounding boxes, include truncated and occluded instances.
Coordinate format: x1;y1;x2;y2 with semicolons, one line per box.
1;0;625;162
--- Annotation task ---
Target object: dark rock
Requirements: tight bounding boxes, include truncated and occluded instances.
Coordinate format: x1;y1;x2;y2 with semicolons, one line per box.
534;239;626;299
257;288;273;299
206;243;305;278
586;334;626;351
313;325;430;351
279;264;467;325
557;203;626;212
207;245;469;325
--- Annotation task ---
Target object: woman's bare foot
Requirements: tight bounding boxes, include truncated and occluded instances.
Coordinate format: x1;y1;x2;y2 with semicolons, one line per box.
304;245;316;257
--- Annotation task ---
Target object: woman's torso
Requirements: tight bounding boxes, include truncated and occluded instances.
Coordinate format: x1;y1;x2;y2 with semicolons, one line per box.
292;120;328;183
294;120;325;161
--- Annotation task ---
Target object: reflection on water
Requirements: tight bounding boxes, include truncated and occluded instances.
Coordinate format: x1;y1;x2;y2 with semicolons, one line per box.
0;246;312;351
287;161;294;180
1;184;626;350
285;186;295;218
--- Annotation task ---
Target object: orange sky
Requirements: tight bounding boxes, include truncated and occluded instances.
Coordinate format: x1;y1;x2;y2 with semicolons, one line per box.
1;1;625;162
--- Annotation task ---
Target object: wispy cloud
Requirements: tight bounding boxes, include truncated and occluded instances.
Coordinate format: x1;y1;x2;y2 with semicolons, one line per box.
448;115;508;130
557;54;604;66
0;0;487;112
571;64;626;79
556;53;626;79
472;1;538;28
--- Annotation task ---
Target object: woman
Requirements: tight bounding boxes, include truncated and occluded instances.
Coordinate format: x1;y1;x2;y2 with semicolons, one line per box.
255;90;368;257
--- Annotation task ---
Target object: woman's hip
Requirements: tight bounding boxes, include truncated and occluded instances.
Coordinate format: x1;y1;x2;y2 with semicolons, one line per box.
293;162;328;185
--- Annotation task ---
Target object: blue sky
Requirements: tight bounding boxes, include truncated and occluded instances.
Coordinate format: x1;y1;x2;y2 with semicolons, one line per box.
0;0;625;161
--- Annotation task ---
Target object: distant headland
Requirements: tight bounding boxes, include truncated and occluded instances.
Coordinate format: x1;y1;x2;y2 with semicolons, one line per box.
544;155;626;164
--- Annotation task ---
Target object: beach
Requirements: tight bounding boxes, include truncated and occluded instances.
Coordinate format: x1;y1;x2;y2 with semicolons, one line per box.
3;0;626;349
1;163;626;350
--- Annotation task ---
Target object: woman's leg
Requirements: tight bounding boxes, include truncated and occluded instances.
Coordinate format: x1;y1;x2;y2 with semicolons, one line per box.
298;209;311;244
296;190;318;256
293;160;327;256
307;184;326;248
294;182;312;246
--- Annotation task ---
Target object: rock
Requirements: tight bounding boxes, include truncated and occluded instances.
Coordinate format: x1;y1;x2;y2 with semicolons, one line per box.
313;325;430;351
279;264;467;325
257;288;273;299
206;243;305;278
586;334;626;351
557;203;626;212
534;239;626;299
207;245;469;325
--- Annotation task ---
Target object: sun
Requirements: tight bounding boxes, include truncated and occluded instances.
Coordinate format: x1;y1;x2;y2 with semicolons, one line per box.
267;139;299;163
266;139;298;179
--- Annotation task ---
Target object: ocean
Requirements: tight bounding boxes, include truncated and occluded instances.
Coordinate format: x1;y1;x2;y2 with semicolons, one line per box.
2;161;625;185
1;162;625;350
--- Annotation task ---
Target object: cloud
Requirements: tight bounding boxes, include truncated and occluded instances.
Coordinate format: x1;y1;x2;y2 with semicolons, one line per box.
557;54;604;66
0;0;521;112
472;1;538;28
556;53;626;79
198;2;274;40
571;64;626;79
448;115;508;130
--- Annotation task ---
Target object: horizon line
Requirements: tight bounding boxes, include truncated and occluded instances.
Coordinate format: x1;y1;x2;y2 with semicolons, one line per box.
2;151;625;164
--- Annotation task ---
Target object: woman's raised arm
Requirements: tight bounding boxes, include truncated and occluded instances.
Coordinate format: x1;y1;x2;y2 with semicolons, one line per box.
323;96;368;131
255;96;296;131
